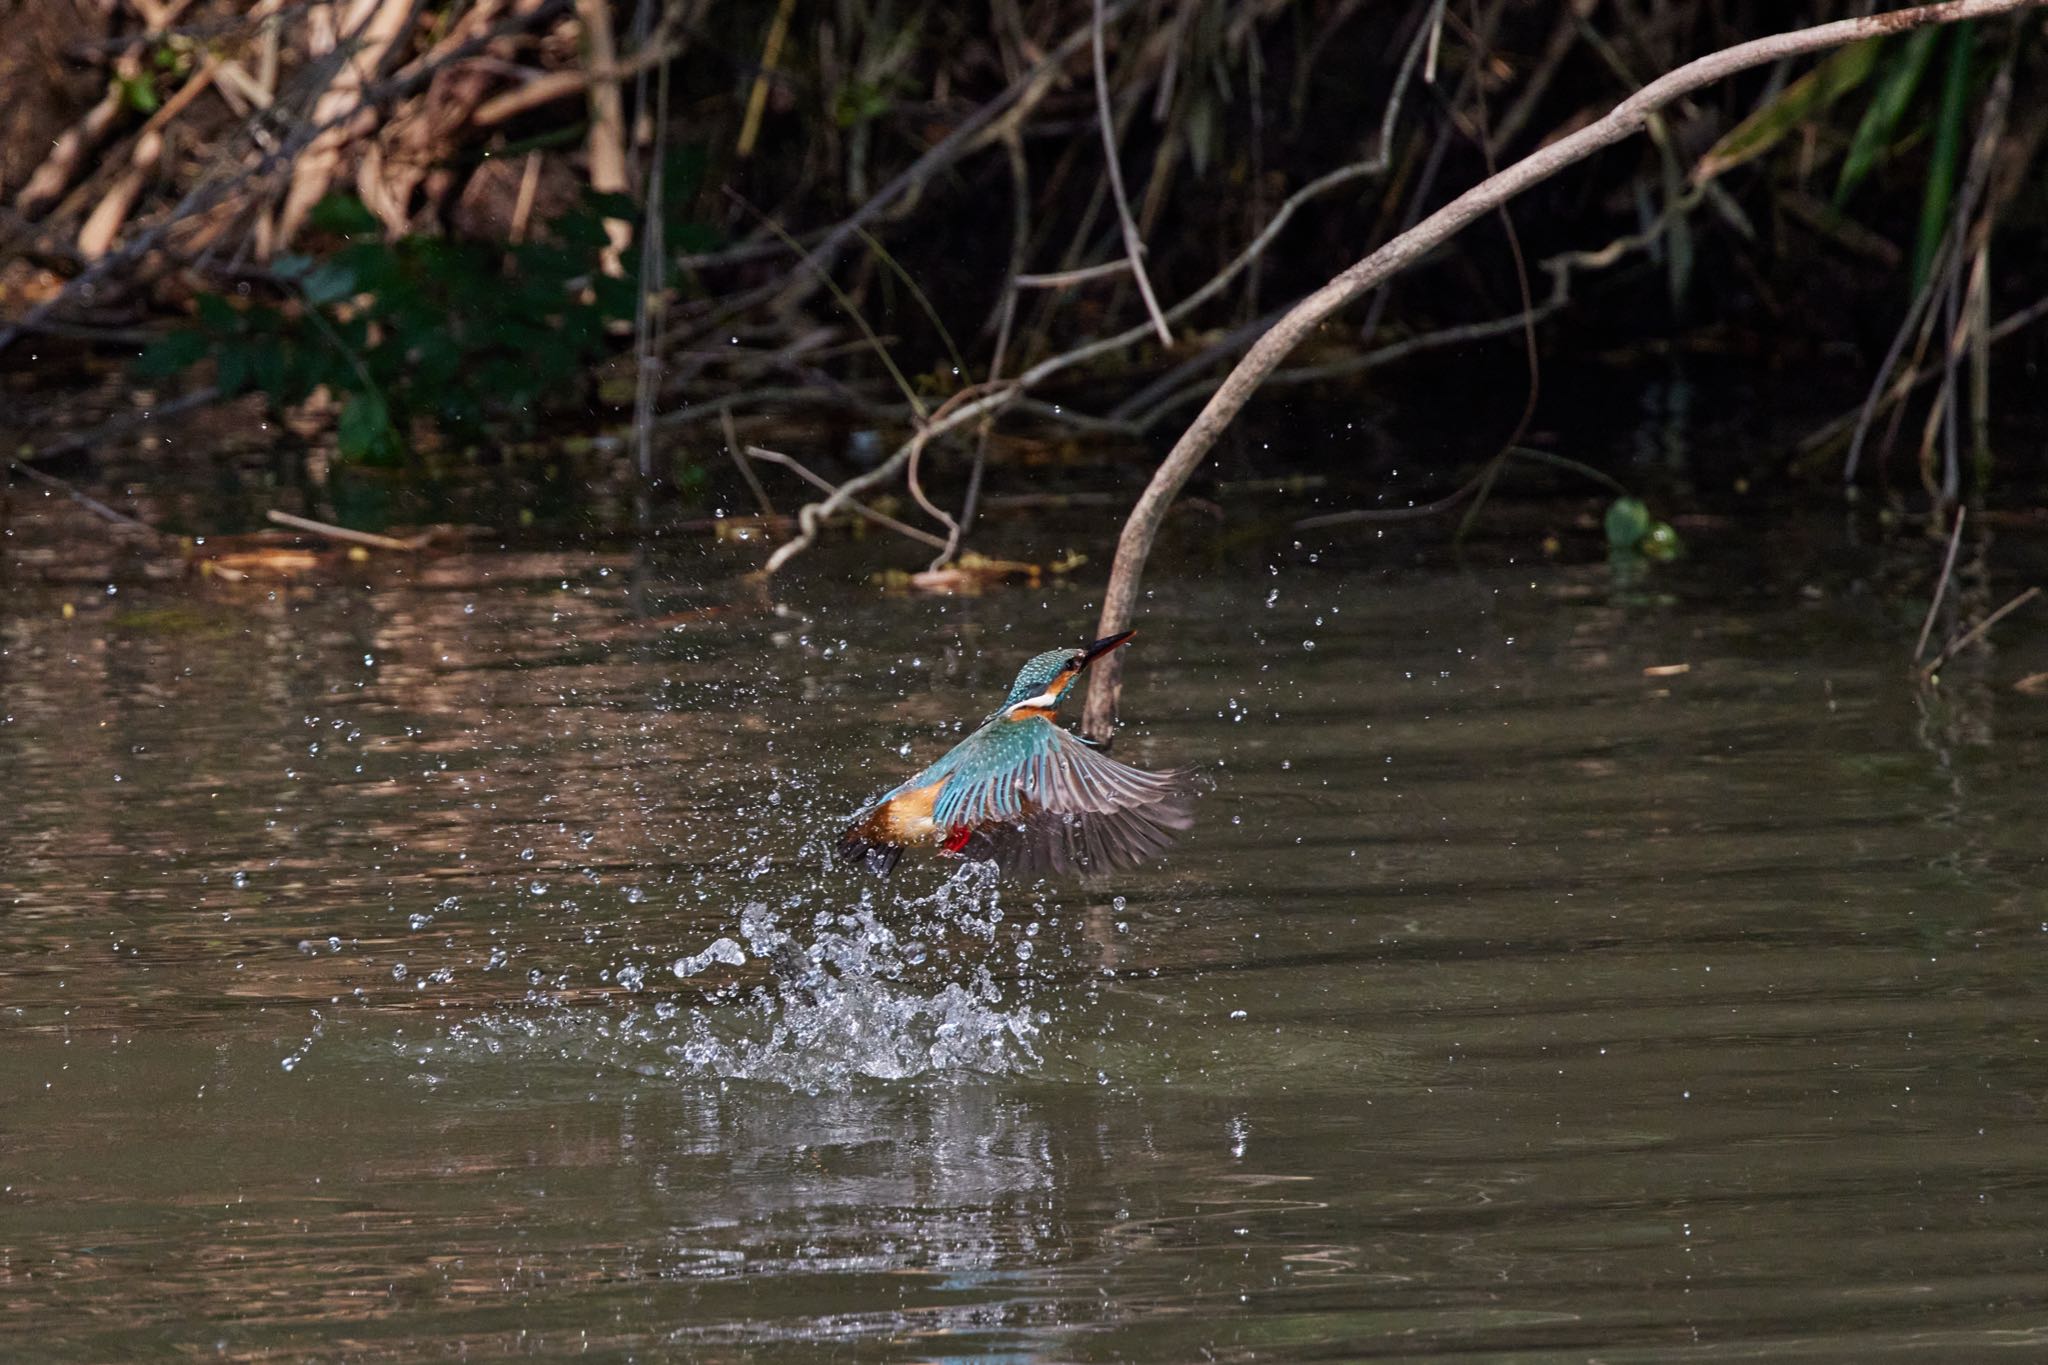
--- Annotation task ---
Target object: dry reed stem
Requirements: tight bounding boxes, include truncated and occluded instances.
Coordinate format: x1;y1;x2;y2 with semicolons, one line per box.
736;0;797;159
1091;0;1171;347
1914;506;1968;662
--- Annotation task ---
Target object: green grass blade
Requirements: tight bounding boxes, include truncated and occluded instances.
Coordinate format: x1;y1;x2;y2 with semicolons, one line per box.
1911;22;1974;293
1834;27;1941;207
1693;39;1879;183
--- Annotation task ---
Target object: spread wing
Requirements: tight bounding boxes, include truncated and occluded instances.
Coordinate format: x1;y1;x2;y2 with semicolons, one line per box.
939;722;1201;879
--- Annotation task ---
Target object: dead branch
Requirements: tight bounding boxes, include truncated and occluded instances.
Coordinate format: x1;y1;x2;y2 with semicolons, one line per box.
0;0;576;355
744;446;949;551
274;0;416;247
1081;0;2040;742
76;57;223;261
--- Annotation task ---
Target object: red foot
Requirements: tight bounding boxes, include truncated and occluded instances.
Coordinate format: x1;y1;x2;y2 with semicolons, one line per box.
942;825;973;854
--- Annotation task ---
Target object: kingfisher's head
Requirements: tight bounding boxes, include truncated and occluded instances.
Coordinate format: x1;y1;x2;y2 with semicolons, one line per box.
999;632;1134;716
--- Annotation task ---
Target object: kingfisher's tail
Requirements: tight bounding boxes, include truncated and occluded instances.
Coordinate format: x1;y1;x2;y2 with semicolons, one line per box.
835;817;904;877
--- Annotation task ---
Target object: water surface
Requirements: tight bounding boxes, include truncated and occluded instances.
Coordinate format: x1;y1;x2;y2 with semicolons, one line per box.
5;507;2048;1360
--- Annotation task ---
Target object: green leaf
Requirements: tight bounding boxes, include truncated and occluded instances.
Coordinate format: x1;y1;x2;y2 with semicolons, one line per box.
135;329;210;378
271;252;315;282
253;340;287;400
549;209;613;251
1693;40;1881;183
1912;23;1974;294
307;194;380;237
298;260;359;307
660;145;708;217
194;293;240;333
670;220;722;254
1834;27;1942;206
116;74;159;114
1604;497;1653;552
216;342;253;396
591;273;638;321
336;391;395;463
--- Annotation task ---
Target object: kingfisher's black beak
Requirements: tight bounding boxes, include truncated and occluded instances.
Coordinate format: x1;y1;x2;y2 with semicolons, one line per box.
1081;631;1135;667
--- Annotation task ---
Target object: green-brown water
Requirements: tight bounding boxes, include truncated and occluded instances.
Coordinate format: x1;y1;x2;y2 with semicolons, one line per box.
5;509;2048;1361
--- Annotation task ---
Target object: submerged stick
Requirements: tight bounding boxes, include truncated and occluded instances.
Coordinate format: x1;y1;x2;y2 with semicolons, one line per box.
1913;505;1967;663
1081;0;2039;742
1921;586;2041;680
266;509;430;551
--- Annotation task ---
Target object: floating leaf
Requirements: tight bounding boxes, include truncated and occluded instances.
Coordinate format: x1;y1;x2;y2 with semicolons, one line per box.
1641;521;1684;562
1604;497;1653;551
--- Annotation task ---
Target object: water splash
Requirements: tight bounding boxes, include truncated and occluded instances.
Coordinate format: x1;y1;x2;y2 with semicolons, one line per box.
447;862;1042;1093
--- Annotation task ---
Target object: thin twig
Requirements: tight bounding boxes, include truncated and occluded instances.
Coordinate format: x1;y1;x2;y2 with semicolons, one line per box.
854;226;968;385
904;428;965;570
22;385;223;465
730;189;928;421
1799;292;2048;462
1014;260;1134;289
1914;505;1967;663
720;410;777;517
1091;0;1171;347
4;457;172;542
632;19;676;525
1921;586;2041;680
757;384;1014;575
744;445;948;551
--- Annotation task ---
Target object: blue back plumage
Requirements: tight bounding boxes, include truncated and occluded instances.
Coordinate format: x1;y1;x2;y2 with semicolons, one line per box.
927;714;1063;826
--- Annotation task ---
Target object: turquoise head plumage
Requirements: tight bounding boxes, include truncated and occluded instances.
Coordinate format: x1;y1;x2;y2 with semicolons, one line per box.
1000;631;1135;710
1004;649;1085;706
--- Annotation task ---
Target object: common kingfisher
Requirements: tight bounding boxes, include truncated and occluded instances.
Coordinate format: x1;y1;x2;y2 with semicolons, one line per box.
837;632;1198;879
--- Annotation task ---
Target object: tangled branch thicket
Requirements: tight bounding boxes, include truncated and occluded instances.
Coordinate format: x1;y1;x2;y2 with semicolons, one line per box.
4;0;2046;604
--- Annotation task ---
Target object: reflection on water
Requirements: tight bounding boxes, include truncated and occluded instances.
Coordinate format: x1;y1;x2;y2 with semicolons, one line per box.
5;494;2048;1360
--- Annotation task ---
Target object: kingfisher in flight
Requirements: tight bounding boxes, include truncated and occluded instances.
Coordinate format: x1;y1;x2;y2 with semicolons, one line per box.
837;632;1198;879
